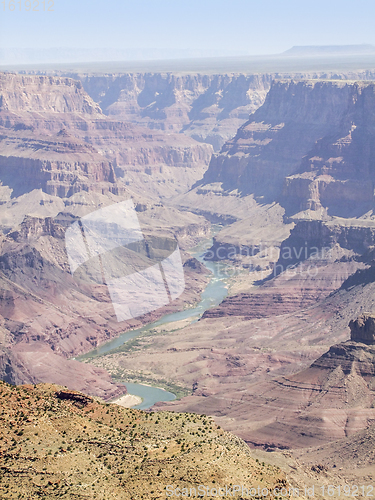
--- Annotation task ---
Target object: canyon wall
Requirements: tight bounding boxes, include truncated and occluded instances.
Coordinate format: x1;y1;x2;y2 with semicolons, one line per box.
0;73;102;115
0;73;213;202
69;72;273;151
61;70;375;154
0;130;117;198
197;79;375;217
282;82;375;216
200;81;356;199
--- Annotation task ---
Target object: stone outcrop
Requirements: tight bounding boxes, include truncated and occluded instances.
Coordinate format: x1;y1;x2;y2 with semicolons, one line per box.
349;313;375;344
55;390;94;406
309;339;375;377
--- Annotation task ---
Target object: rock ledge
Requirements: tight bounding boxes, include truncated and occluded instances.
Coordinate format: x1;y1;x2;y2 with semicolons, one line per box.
349;314;375;344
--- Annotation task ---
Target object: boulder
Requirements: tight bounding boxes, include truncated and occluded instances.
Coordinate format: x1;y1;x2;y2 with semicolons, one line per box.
349;314;375;344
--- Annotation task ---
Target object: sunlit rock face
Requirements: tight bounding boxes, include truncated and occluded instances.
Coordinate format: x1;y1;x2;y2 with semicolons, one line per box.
200;80;375;217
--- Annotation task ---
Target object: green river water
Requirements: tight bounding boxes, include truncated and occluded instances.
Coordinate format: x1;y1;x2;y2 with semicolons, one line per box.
78;236;229;409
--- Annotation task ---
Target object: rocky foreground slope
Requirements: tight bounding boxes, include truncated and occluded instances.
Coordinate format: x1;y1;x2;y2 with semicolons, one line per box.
0;381;290;500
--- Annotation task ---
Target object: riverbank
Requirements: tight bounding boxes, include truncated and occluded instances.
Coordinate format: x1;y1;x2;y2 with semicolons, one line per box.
111;393;143;408
81;232;229;409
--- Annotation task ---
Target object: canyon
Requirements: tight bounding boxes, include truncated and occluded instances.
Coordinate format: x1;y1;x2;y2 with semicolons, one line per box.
0;73;213;398
177;78;375;219
0;66;375;487
81;73;375;484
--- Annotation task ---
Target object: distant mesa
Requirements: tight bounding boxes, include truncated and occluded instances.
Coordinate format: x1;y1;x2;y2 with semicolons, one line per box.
282;44;375;56
349;313;375;345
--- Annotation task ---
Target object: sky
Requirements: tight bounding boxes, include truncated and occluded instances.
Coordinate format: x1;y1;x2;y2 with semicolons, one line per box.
0;0;374;56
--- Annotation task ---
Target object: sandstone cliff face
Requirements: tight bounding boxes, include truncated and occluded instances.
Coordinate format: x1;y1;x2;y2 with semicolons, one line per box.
69;72;273;151
283;82;375;216
277;219;375;269
0;73;102;115
0;130;117;198
201;80;362;202
0;73;213;202
69;70;375;155
194;80;375;221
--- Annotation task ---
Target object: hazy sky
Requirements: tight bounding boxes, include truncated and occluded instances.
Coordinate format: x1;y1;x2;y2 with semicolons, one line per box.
0;0;374;55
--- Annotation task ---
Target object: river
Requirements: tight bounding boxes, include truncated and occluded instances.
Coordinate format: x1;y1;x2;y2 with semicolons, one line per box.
79;236;228;409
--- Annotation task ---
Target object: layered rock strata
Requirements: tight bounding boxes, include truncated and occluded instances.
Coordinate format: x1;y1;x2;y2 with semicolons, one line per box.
203;219;373;320
193;80;375;219
66;70;375;152
0;72;213;203
0;72;213;396
70;72;273;151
